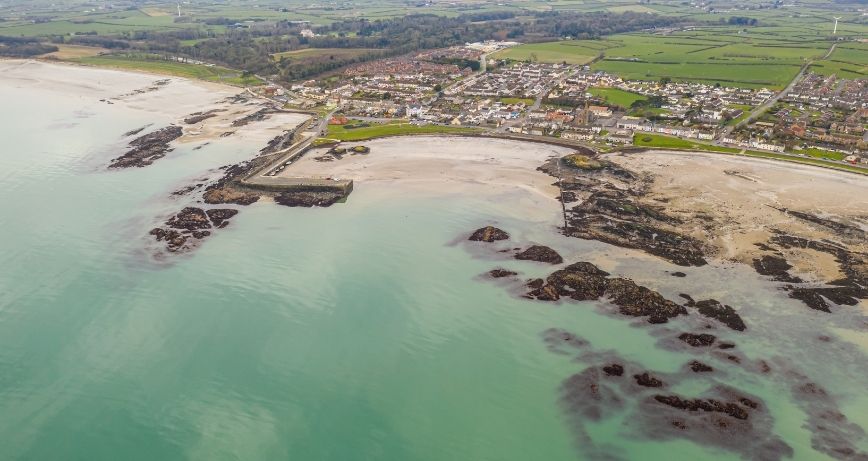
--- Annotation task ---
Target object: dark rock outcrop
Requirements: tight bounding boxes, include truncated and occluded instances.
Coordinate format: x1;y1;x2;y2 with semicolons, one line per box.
635;372;664;388
693;299;747;331
653;395;749;420
603;364;624;376
469;226;509;242
689;361;713;372
167;207;211;231
205;208;238;228
752;254;802;283
515;245;563;264
679;333;716;347
183;109;223;125
489;269;517;278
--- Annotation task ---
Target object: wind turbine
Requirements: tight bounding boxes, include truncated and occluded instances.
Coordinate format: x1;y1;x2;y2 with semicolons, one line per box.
833;17;841;34
177;3;182;18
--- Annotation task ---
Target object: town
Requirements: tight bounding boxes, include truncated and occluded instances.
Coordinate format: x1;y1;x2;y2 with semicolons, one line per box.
254;41;867;167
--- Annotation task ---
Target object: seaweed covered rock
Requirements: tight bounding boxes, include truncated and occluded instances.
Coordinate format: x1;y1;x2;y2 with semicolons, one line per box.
653;395;749;420
489;269;518;278
605;278;687;322
167;207;211;231
205;208;238;228
515;245;563;264
688;361;714;373
469;226;509;242
678;333;716;347
527;261;687;323
634;372;664;388
694;299;747;331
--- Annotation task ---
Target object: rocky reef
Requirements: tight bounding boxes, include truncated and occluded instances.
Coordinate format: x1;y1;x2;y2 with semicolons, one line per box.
539;155;708;267
525;261;687;323
550;333;793;460
149;206;238;252
110;125;183;168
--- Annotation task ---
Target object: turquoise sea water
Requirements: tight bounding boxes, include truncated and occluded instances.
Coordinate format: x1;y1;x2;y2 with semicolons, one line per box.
1;68;867;460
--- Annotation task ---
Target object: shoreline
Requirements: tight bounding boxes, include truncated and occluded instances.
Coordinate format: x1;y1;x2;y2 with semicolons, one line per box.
0;58;241;102
623;146;868;177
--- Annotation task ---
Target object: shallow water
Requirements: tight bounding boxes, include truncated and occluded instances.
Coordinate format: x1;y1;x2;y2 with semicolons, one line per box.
1;68;867;461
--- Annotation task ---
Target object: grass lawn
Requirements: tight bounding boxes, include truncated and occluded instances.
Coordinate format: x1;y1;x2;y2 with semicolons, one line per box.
499;97;534;106
73;55;262;86
491;41;598;65
725;104;753;126
326;121;482;141
633;134;740;153
588;87;646;108
789;147;846;161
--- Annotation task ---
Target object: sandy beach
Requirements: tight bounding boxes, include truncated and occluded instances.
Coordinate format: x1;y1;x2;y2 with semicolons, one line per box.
608;149;868;281
284;136;575;199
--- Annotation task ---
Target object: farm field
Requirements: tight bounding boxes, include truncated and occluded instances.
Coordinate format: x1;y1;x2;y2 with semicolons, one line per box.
41;44;107;60
272;48;379;61
491;41;600;64
809;43;868;79
73;55;263;86
498;12;858;89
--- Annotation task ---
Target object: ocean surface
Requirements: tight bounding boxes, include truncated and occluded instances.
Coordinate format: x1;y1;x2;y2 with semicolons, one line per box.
1;68;867;461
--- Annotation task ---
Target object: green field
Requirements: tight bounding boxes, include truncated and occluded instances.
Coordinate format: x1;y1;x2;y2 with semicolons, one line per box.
74;55;262;86
498;18;848;89
588;87;646;108
324;121;482;141
492;41;599;64
809;43;868;79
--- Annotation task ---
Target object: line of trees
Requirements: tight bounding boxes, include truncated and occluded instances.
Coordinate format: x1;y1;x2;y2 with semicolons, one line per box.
0;35;57;57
